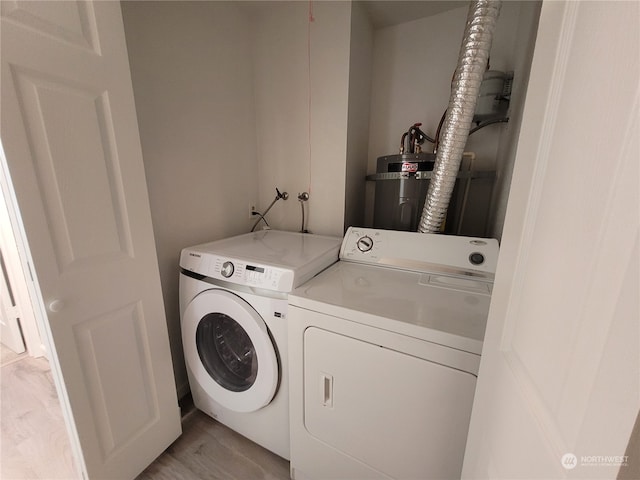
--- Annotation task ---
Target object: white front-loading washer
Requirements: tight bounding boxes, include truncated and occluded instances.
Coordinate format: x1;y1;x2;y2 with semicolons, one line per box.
179;230;341;460
288;227;499;479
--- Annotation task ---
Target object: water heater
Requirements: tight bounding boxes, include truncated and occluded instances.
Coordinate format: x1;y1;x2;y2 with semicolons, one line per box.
367;152;494;236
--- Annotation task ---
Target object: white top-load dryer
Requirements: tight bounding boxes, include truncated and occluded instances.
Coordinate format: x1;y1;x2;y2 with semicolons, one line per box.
179;229;341;460
288;227;499;479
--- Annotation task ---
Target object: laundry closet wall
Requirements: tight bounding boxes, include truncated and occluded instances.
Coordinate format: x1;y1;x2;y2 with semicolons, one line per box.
122;2;259;395
122;0;539;396
249;1;352;236
122;1;355;395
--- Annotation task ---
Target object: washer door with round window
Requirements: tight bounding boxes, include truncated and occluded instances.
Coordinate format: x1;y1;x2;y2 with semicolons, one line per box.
182;289;279;413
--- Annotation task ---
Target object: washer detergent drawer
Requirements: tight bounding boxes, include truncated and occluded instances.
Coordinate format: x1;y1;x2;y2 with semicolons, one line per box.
303;327;477;479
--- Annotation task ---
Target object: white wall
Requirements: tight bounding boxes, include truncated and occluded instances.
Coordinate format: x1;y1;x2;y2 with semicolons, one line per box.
365;2;539;238
367;7;466;166
122;1;259;395
345;1;374;229
250;1;352;237
488;2;542;239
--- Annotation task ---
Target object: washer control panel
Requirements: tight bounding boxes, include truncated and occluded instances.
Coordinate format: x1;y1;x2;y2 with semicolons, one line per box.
179;251;295;292
340;227;499;276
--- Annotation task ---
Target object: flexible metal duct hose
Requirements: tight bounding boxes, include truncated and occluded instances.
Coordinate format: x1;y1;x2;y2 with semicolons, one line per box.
418;0;502;233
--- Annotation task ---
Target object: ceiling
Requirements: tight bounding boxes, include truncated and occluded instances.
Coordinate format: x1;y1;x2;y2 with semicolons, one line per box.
238;1;466;29
360;1;465;29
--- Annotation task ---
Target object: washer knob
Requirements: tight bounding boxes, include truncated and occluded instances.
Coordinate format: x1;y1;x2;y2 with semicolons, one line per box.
221;261;235;278
356;236;374;253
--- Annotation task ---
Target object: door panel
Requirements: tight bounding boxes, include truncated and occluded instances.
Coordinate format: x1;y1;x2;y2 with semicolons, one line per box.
10;68;132;269
1;1;181;478
74;301;158;457
0;0;99;53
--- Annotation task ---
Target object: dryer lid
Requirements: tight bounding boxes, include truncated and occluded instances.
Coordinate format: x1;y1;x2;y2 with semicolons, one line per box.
289;262;491;355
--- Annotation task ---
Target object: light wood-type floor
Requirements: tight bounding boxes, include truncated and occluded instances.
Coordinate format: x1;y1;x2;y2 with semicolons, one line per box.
1;345;290;480
137;409;290;480
0;346;77;479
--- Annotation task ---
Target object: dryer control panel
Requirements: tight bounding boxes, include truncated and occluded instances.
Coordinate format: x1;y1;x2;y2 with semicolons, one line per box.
340;227;499;278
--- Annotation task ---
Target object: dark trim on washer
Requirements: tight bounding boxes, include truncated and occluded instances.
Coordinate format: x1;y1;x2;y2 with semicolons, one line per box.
180;268;288;300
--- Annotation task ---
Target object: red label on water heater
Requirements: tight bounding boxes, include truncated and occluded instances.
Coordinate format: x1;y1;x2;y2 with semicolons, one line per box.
402;163;419;173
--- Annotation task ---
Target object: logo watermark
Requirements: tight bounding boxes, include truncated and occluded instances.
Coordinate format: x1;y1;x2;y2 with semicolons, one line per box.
561;453;578;470
562;453;629;470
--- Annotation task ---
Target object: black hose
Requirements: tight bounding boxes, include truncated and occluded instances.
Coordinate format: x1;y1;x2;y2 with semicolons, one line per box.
433;109;447;153
469;117;509;135
400;132;409;153
251;195;279;232
250;211;270;231
412;124;436;144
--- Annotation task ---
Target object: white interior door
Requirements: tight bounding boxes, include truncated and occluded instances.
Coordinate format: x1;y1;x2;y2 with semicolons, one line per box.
1;188;25;353
0;243;26;354
463;1;639;479
0;160;45;357
0;1;182;478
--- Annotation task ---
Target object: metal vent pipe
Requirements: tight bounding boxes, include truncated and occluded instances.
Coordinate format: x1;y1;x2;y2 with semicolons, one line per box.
418;0;502;233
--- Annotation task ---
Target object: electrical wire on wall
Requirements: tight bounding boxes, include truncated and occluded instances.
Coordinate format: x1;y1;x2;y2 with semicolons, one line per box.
307;0;314;195
300;0;314;232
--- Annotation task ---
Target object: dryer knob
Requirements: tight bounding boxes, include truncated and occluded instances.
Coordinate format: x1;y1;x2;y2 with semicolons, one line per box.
221;261;235;278
356;236;374;253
